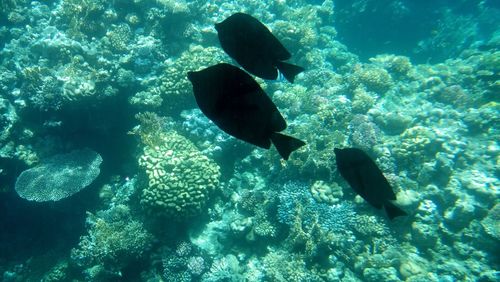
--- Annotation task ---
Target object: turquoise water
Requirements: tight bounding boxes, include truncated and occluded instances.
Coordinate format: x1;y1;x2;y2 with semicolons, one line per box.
0;0;498;281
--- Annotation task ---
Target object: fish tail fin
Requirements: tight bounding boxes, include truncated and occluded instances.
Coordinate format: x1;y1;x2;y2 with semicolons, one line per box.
271;133;306;160
276;61;304;83
385;201;407;220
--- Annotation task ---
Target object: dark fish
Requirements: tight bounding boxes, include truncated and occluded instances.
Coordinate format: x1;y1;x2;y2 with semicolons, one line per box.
187;63;305;160
334;148;407;220
215;12;304;83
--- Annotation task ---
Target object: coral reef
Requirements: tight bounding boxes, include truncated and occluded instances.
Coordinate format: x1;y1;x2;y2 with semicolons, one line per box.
0;0;498;281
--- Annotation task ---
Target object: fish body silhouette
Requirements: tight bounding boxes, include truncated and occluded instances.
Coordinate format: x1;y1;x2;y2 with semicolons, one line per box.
215;12;304;83
187;63;305;160
334;148;407;219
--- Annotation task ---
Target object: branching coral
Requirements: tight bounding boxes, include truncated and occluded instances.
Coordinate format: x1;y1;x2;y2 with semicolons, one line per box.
56;0;108;39
261;249;323;282
309;180;343;205
161;241;208;281
277;182;356;234
70;204;154;280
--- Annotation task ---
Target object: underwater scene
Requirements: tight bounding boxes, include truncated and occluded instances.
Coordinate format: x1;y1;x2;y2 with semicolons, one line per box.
0;0;499;281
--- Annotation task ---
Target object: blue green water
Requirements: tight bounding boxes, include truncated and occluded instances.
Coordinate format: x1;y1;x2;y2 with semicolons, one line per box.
0;0;498;281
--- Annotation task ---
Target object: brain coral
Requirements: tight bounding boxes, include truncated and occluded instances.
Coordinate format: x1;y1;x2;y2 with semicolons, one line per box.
138;130;220;218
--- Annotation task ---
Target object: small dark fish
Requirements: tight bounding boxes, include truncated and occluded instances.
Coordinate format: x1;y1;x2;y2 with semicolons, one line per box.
187;63;305;160
215;12;304;83
334;148;407;220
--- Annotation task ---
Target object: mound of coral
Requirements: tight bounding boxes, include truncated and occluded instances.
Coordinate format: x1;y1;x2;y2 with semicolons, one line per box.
138;129;221;218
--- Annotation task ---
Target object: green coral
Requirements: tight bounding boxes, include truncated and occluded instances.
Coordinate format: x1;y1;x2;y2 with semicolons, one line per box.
481;203;500;240
477;50;500;76
138;129;221;218
1;0;29;24
350;64;394;94
129;89;163;108
42;261;70;282
70;204;153;276
370;54;413;77
105;23;133;53
262;249;324;282
57;0;108;39
351;86;376;114
21;55;112;111
156;0;189;13
393;126;442;170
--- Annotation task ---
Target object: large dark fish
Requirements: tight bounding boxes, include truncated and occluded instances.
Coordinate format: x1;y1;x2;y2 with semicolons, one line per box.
187;63;305;160
215;12;304;83
334;148;407;220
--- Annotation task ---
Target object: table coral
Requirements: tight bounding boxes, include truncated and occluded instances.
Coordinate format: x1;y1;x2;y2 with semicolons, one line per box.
138;130;221;218
15;148;102;202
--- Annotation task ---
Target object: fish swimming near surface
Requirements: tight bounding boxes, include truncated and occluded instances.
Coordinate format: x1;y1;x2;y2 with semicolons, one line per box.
334;147;407;220
215;12;305;83
187;63;306;160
